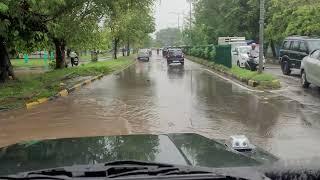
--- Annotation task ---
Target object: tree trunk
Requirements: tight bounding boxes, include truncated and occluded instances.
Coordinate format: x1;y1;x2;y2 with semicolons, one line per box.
54;39;66;69
270;40;277;59
0;39;16;83
114;38;119;59
127;40;130;56
91;49;98;62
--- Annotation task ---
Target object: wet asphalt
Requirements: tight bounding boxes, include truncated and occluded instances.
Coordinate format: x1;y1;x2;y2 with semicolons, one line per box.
1;53;320;161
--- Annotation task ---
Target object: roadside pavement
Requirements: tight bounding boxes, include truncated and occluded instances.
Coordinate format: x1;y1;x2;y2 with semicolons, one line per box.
265;63;320;106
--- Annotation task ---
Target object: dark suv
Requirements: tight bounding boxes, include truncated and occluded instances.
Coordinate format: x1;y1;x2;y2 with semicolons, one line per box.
166;48;184;66
279;36;320;75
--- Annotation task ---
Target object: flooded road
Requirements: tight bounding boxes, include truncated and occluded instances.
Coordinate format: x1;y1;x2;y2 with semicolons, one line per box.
1;54;320;161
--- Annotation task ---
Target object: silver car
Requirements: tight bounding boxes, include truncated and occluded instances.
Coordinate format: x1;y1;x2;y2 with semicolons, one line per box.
137;49;150;61
301;49;320;88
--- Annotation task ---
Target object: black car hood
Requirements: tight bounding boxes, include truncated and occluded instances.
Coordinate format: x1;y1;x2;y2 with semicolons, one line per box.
0;133;277;175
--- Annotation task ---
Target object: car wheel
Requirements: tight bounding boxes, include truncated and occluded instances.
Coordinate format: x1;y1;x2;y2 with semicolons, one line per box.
281;60;291;75
301;70;310;88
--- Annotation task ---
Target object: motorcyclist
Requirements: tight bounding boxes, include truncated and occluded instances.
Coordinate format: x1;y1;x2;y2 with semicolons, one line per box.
249;43;259;59
246;43;259;71
70;51;78;67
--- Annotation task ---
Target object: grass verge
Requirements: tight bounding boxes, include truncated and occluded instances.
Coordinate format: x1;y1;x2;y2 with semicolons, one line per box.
11;59;49;68
0;56;134;110
186;55;280;90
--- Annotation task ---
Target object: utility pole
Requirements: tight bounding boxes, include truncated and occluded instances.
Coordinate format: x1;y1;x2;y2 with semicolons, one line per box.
258;0;265;73
178;15;180;30
189;0;192;30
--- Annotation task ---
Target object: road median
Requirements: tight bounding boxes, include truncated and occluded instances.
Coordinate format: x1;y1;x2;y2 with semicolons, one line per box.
186;55;281;90
0;56;136;111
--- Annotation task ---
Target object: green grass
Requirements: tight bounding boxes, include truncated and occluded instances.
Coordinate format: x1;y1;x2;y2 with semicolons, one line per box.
230;66;258;80
11;59;49;68
80;53;112;61
0;56;134;110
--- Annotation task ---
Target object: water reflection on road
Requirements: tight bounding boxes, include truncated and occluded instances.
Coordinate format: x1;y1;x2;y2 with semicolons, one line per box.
1;54;320;161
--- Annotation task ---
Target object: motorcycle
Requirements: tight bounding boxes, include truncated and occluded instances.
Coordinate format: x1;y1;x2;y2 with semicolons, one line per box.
245;56;259;71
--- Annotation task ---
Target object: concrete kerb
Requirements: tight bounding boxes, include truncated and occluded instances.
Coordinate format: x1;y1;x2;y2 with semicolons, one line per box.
25;61;136;110
185;56;270;90
25;75;100;109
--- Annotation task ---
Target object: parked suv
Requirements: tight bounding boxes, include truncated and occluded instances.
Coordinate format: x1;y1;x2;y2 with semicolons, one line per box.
279;36;320;75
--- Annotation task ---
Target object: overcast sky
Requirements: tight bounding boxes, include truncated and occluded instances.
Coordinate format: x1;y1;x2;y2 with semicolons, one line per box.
154;0;190;32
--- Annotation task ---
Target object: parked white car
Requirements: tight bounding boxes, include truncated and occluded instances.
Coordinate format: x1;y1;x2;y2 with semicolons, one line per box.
233;46;251;68
233;46;266;69
301;49;320;88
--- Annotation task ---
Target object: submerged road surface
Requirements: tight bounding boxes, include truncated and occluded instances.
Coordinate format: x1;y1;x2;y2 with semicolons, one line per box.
1;53;320;161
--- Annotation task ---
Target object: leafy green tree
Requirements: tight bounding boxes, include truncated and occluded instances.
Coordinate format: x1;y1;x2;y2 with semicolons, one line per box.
155;28;182;46
104;0;155;59
0;0;61;82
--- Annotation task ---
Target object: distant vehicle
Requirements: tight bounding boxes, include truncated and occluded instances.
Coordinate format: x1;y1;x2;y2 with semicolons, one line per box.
137;49;150;61
233;46;265;69
162;47;170;57
166;48;184;66
301;49;320;88
280;36;320;75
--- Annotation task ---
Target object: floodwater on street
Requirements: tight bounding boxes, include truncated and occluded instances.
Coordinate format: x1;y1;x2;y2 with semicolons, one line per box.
1;53;320;161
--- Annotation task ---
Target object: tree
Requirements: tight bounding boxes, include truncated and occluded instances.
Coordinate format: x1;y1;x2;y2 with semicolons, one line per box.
0;0;57;82
184;0;261;45
0;0;97;82
104;0;155;59
155;28;182;46
46;0;105;68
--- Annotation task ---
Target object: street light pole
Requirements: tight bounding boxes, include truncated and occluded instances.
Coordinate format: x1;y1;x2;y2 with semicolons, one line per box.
189;0;192;30
258;0;265;73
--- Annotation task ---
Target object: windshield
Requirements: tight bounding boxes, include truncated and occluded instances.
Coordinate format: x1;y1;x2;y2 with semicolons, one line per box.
307;40;320;52
169;49;183;56
1;0;320;177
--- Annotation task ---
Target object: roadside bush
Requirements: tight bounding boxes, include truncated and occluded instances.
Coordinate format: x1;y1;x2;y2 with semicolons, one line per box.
209;49;216;60
190;47;198;57
49;60;56;70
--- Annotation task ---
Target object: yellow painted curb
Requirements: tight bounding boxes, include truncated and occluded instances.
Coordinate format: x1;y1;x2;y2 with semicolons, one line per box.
84;79;91;84
26;101;40;109
59;89;69;97
37;98;49;104
73;83;82;89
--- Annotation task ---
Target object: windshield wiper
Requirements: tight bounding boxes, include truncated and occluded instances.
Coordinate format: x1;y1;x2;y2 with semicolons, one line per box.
0;161;261;179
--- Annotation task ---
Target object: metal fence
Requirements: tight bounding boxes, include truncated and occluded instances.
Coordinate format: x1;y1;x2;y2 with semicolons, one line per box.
214;45;232;68
182;44;232;68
